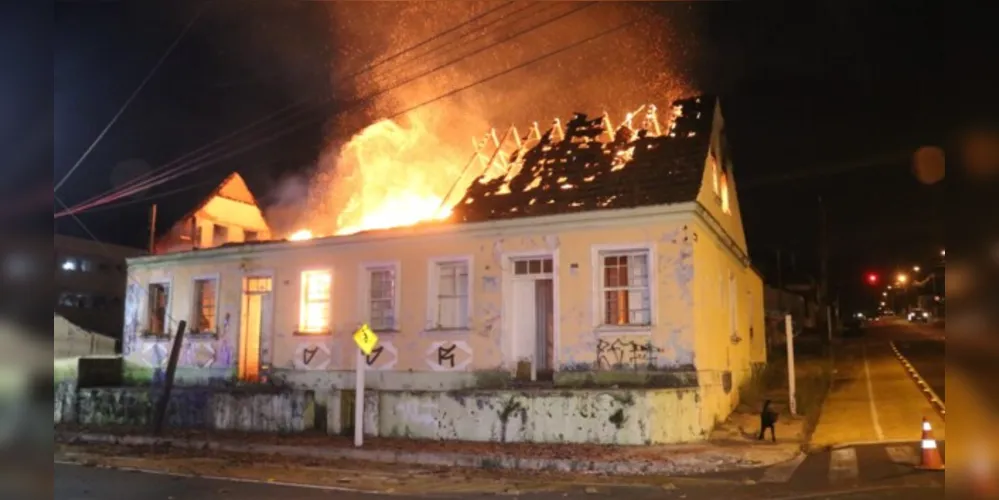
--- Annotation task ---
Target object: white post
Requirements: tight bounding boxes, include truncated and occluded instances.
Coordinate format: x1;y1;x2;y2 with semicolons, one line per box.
354;348;365;447
785;314;797;416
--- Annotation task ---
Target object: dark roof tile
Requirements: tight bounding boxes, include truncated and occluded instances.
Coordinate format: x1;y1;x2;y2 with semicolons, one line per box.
452;95;715;223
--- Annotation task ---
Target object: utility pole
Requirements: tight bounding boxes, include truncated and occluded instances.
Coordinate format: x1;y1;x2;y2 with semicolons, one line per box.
153;320;186;435
148;204;158;254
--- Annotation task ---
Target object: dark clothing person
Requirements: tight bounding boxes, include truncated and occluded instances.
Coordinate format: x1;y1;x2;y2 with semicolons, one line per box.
759;399;778;442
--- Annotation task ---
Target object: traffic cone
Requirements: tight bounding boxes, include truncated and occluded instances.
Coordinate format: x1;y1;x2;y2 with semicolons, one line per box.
915;417;944;470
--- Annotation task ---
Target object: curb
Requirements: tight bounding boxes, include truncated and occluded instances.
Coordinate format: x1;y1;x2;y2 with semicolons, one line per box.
56;431;793;479
889;342;945;419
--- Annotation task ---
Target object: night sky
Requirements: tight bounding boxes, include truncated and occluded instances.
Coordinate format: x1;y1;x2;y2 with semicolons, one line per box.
52;1;951;310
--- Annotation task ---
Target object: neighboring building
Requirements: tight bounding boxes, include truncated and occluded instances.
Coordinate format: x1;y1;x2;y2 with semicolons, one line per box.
122;96;766;441
153;172;271;254
54;234;145;338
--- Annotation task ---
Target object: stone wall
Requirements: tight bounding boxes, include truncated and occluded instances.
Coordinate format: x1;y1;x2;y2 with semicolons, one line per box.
54;384;315;432
325;387;706;445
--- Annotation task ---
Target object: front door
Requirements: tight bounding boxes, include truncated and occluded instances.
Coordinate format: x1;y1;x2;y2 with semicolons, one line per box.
238;276;272;381
510;257;555;380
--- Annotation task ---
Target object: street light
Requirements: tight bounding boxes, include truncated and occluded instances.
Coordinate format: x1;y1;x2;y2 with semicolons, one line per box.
941;249;946;257
897;273;909;284
880;301;886;307
882;291;888;296
913;265;921;272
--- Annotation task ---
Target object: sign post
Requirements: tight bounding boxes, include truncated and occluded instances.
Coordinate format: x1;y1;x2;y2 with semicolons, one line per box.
352;324;379;448
785;314;797;416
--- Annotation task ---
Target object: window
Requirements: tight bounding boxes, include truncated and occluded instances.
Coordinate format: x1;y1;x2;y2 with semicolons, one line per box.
720;172;731;214
431;260;470;329
711;154;720;195
514;258;553;276
298;270;332;334
80;259;95;272
364;265;398;331
60;258;78;271
194;225;204;247
147;282;170;336
244;230;259;242
212;224;229;246
192;277;219;334
598;250;651;326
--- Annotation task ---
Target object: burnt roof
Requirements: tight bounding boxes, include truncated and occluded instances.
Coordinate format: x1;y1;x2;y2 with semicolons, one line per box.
451;95;716;223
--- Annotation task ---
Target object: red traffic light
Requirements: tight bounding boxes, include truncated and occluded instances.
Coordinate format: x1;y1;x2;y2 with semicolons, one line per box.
866;273;879;285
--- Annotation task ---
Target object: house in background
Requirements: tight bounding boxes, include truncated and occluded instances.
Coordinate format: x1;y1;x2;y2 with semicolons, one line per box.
54;234;146;339
121;95;766;444
153;172;271;254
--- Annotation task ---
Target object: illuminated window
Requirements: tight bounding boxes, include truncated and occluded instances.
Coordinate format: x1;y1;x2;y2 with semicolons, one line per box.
191;277;218;334
431;260;469;329
599;250;651;326
298;270;331;334
147;282;170;336
364;265;398;331
711;155;720;195
720;172;731;214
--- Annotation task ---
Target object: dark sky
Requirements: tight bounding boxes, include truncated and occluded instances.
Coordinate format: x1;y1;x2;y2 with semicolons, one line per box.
52;0;952;310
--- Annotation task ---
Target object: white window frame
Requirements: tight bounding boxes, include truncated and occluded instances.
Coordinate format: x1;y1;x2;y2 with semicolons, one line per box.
359;261;401;332
297;268;333;335
591;243;656;336
145;278;173;337
190;273;221;336
426;255;473;331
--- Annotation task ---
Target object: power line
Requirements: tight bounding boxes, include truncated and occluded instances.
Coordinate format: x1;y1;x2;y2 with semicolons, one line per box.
58;4;608;219
54;1;211;193
56;3;530;217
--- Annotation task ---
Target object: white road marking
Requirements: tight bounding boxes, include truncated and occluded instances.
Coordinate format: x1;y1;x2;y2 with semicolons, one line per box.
53;460;368;492
862;344;885;441
760;453;807;483
828;448;859;483
885;445;918;466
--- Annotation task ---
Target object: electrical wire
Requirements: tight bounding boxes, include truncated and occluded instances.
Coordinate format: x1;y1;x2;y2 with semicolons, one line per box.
60;3;618;218
56;3;528;217
54;1;211;193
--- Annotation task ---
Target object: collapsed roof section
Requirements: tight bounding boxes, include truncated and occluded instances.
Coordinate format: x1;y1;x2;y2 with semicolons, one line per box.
452;95;715;223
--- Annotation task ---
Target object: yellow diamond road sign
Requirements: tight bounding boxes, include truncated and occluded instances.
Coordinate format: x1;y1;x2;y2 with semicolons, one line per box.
353;324;379;355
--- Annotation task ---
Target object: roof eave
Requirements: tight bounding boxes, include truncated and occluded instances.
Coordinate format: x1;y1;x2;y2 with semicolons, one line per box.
127;201;699;267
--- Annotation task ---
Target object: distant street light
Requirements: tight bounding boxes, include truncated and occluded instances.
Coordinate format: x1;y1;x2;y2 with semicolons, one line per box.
880;301;886;306
941;249;946;257
882;291;888;296
897;273;909;284
913;265;921;272
887;285;893;290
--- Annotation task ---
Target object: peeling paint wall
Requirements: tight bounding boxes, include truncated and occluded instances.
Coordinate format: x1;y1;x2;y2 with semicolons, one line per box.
368;388;705;445
124;213;703;391
53;386;315;432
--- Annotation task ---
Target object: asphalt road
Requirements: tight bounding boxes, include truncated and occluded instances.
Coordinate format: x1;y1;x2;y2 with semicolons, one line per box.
55;459;944;500
893;339;945;402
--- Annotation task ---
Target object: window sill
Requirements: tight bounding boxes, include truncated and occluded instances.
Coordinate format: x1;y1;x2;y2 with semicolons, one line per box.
371;328;401;334
595;325;653;337
140;334;172;342
293;330;332;337
187;332;218;340
422;327;472;335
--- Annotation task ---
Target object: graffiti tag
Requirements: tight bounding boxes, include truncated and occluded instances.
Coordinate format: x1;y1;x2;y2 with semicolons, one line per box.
437;344;456;368
366;345;384;366
596;339;663;370
302;346;319;365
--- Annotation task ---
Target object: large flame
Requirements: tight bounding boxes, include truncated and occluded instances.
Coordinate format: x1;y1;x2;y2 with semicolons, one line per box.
300;114;475;238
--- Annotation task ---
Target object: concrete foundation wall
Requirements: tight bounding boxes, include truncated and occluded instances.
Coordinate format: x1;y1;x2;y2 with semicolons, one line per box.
53;384;315;432
327;387;706;445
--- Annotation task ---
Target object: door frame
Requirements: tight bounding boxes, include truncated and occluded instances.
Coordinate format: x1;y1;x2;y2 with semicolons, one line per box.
500;250;560;372
239;269;275;379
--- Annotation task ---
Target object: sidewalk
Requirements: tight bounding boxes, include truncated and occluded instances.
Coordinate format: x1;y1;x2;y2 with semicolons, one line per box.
810;340;945;450
56;413;803;478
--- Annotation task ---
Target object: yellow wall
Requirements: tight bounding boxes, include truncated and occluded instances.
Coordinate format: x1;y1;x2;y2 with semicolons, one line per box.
125;209;703;386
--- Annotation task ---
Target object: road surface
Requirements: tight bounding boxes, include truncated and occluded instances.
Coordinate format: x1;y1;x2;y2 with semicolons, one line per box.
55;461;943;500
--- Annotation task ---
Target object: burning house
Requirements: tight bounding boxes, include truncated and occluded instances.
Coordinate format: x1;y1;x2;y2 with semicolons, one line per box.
120;95;766;444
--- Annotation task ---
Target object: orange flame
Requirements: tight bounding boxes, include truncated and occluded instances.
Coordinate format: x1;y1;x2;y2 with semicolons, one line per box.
288;229;313;241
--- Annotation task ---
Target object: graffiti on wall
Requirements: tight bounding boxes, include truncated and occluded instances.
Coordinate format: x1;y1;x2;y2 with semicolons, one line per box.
365;340;398;370
293;342;330;370
425;341;472;371
122;283;143;356
212;312;234;368
596;338;664;370
140;342;169;368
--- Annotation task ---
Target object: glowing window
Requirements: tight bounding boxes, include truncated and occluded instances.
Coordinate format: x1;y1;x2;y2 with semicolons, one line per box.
191;277;218;334
299;270;332;334
711;155;720;195
720;172;731;214
599;251;651;326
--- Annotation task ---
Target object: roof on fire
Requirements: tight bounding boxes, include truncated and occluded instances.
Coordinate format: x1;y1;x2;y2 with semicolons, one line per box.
450;95;716;223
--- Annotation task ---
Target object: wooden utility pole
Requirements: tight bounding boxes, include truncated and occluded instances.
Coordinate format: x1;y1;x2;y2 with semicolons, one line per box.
153;320;186;435
148;204;158;254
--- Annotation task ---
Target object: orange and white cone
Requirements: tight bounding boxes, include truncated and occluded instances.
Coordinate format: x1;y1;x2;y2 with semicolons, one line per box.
916;417;944;470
